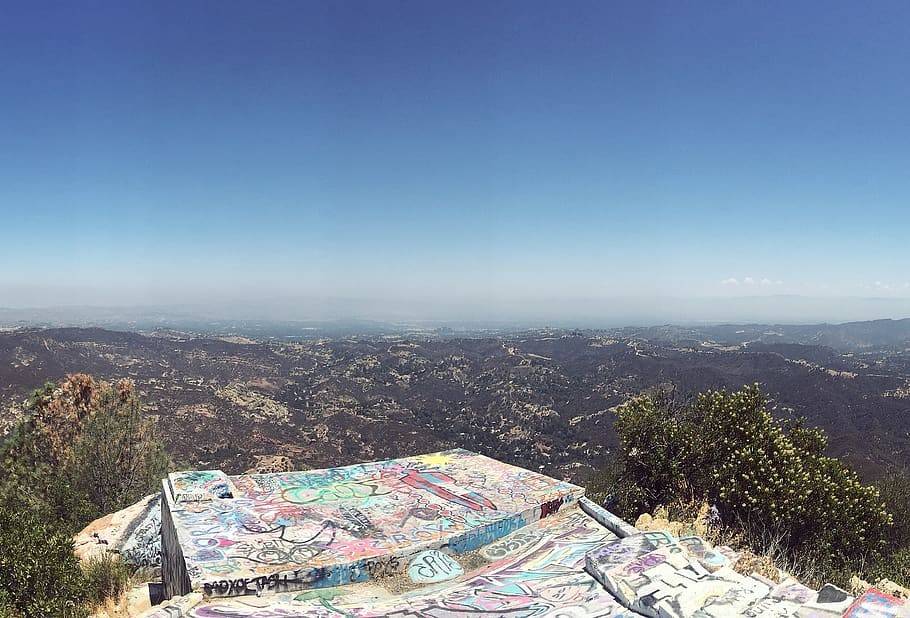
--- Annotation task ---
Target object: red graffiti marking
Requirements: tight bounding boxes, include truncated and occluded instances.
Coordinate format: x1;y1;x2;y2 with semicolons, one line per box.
539;498;563;519
399;470;496;512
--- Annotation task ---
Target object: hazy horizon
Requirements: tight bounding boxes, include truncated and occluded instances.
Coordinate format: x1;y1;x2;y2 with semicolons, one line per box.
2;294;909;329
2;2;909;323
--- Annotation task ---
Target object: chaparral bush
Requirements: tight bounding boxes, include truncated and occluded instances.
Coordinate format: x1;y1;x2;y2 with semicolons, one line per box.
592;384;904;584
0;497;88;618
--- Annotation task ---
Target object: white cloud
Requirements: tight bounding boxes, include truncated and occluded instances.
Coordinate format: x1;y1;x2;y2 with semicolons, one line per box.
870;281;910;294
721;276;783;288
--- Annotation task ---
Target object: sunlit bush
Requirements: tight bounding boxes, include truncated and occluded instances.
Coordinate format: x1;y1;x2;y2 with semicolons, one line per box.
602;384;893;562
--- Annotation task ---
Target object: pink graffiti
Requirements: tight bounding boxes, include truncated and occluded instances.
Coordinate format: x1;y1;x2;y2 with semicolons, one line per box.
622;552;667;575
399;469;497;512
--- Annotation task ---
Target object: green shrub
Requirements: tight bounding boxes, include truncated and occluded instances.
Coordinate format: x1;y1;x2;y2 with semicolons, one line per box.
0;498;88;618
600;384;894;567
866;547;910;587
81;552;131;609
876;468;910;551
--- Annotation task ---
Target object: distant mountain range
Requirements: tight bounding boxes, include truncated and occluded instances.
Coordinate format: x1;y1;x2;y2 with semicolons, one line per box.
1;322;907;483
620;318;910;352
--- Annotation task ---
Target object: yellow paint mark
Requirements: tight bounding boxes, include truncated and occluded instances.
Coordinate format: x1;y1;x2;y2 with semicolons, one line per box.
415;452;453;467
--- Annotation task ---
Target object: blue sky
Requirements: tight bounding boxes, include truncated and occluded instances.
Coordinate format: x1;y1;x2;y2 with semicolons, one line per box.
1;1;908;321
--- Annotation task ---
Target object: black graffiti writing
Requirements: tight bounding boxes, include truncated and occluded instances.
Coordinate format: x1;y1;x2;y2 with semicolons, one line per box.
364;555;401;579
411;552;458;580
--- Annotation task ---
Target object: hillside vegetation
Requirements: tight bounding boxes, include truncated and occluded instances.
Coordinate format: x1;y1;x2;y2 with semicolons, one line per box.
0;374;167;617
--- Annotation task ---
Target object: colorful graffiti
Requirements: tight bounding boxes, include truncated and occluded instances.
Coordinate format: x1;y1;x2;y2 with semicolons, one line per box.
150;447;885;617
406;550;462;583
170;470;238;503
160;506;634;617
584;530;677;584
843;588;910;618
162;449;584;597
120;493;163;570
740;577;816;616
586;536;778;618
676;535;729;572
74;492;163;573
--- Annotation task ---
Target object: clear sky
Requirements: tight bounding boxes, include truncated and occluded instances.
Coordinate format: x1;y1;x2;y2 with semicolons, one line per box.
1;1;908;323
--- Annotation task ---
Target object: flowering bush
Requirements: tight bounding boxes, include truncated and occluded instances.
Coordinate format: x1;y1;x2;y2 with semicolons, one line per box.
604;384;892;562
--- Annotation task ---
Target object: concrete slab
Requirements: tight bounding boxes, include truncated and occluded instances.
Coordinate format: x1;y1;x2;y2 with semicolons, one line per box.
741;578;817;617
406;550;462;583
144;505;638;617
585;531;678;587
162;449;584;598
580;496;640;538
74;493;162;573
677;536;730;573
587;538;775;618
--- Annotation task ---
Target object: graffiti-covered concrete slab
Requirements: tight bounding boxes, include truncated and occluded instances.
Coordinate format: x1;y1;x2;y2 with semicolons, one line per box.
584;531;678;586
741;577;816;616
677;536;731;573
149;450;888;617
145;504;638;617
161;449;584;599
581;496;640;538
406;549;462;583
168;470;238;503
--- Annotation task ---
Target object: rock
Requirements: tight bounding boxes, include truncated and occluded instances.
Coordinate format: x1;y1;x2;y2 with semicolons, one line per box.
74;493;161;574
797;583;855;616
851;575;874;596
733;548;783;583
876;579;910;600
244;454;294;474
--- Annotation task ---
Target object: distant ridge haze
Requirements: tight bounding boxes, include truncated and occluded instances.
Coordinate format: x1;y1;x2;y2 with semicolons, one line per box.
0;295;909;330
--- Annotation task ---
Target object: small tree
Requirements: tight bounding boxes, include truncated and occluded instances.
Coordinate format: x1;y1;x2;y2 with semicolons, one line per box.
65;380;169;518
1;374;169;531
